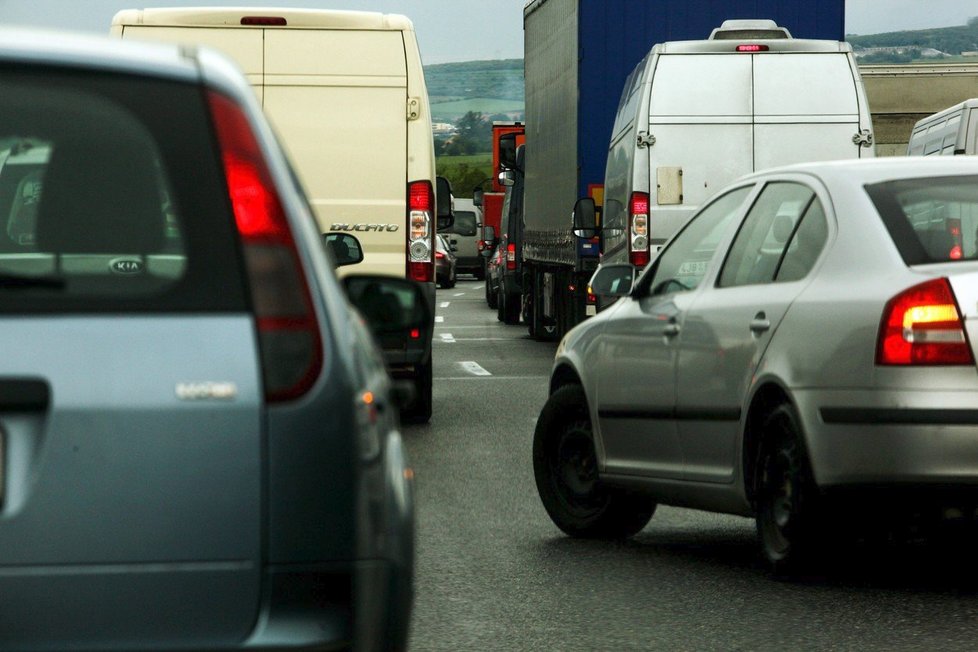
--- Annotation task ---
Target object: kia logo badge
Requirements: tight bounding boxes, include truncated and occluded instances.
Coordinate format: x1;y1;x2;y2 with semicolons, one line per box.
110;258;144;275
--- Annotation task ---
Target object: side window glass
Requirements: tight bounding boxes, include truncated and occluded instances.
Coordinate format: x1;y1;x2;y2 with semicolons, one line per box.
776;200;828;282
719;182;815;288
646;186;751;296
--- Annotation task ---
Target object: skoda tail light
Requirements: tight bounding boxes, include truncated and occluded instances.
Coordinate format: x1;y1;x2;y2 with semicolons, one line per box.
208;90;322;401
877;277;973;366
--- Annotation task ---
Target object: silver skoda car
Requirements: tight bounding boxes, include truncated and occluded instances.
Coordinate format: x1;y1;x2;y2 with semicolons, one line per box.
0;29;418;650
534;157;978;573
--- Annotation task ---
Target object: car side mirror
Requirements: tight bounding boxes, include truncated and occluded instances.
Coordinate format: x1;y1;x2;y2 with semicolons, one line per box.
341;274;433;354
572;197;599;239
472;187;484;207
436;176;454;231
499;170;515;188
588;263;636;298
498;132;518;170
480;225;496;257
323;232;364;267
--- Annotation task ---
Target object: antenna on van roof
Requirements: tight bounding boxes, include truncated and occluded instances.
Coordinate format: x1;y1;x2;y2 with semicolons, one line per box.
709;19;791;40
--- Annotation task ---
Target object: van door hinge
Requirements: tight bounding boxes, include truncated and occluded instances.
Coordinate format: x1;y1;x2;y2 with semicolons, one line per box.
637;131;655;148
407;97;421;121
852;129;873;147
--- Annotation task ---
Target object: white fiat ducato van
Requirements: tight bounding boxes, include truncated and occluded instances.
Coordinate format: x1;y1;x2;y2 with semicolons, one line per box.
595;19;875;271
113;7;443;421
907;98;978;156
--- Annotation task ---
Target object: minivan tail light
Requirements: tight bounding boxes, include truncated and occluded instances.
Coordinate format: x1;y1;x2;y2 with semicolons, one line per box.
737;44;769;52
208;90;322;401
876;278;973;366
629;191;650;268
507;242;516;270
407;180;434;283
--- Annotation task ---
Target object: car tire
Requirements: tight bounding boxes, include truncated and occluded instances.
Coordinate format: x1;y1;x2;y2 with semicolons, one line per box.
755;403;823;575
445;269;456;289
402;358;432;424
502;289;520;325
487;278;498;309
474;266;485;281
533;384;656;539
496;288;504;321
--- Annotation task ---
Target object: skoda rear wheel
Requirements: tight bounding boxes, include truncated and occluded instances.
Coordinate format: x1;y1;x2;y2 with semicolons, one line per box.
533;384;655;539
756;404;823;575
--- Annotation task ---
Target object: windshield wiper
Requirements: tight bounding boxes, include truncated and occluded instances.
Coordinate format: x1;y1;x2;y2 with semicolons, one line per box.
0;273;67;289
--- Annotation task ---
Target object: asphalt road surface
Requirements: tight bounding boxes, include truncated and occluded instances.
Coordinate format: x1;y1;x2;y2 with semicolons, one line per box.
404;278;978;652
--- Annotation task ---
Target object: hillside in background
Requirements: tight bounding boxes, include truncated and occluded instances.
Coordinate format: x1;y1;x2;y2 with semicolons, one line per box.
848;17;978;63
424;59;524;123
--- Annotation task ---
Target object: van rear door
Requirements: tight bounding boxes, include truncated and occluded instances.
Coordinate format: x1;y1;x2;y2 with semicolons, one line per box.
262;29;408;276
648;55;754;213
753;53;867;168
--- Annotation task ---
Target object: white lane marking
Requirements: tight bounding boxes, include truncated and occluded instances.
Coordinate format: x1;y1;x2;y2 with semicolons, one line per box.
459;361;491;376
473;285;484;290
451;337;513;341
440;301;451;308
435;316;444;323
453;292;465;297
434;375;550;381
440;333;456;343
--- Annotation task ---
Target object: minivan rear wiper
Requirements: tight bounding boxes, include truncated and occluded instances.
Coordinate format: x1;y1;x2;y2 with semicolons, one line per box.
0;273;67;289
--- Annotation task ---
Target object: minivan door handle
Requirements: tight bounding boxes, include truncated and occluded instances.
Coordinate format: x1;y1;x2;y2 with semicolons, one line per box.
749;312;771;334
0;379;50;412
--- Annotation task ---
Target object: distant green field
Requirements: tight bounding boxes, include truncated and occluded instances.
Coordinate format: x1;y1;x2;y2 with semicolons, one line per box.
436;154;492;198
431;98;524;121
438;154;492;167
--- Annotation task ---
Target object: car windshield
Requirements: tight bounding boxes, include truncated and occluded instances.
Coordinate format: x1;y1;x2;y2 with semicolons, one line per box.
867;175;978;265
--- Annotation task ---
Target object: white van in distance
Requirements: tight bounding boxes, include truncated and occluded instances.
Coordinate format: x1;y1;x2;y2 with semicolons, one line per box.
907;98;978;156
594;19;875;273
112;7;442;421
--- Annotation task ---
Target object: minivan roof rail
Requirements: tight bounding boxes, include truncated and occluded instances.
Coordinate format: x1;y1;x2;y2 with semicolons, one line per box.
709;19;792;40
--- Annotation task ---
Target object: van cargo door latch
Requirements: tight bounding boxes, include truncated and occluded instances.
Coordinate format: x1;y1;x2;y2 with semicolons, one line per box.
407;97;421;121
637;131;655;148
852;129;873;147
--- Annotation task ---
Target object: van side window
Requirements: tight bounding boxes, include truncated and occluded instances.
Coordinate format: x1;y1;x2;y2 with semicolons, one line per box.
718;182;818;287
645;186;750;296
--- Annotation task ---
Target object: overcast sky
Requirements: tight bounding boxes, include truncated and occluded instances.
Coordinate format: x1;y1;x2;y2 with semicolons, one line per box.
0;1;973;64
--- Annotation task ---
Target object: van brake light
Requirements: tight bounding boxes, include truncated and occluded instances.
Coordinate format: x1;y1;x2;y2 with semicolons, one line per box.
876;277;973;366
241;16;287;26
407;180;434;282
737;44;769;52
629;191;650;268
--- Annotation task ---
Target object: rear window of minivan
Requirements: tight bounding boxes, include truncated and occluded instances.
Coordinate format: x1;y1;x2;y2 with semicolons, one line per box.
0;66;246;313
867;175;978;265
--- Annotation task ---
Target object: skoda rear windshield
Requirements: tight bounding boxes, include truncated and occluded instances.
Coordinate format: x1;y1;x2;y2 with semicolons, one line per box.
0;65;246;313
866;175;978;266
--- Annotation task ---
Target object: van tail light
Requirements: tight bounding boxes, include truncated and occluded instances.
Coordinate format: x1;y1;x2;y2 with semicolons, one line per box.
736;44;769;52
507;242;516;270
407;180;434;283
208;90;322;402
241;16;287;26
876;277;973;366
629;191;650;268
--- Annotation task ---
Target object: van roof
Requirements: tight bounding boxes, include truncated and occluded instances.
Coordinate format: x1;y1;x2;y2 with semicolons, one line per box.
656;37;850;55
913;98;978;128
112;7;415;32
708;19;791;40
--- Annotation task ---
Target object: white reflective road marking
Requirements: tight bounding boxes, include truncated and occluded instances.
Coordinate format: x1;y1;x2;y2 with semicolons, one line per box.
435;316;444;323
440;333;456;343
453;293;465;297
459;361;491;376
440;301;451;308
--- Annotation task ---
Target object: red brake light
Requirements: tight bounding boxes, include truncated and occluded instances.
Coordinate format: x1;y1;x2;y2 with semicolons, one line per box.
208;90;322;401
407;180;434;283
877;278;973;366
507;242;516;270
737;44;769;52
629;191;650;267
435;251;445;260
241;16;287;26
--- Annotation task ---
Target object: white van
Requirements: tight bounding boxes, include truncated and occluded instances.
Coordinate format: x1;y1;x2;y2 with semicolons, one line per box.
907;99;978;156
112;7;442;421
598;19;875;269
